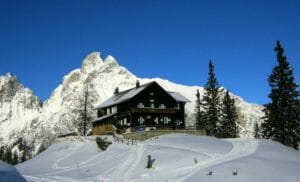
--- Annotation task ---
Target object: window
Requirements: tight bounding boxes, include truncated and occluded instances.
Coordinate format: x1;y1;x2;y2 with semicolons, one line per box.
176;120;182;126
154;117;159;124
150;92;154;96
138;117;145;125
149;99;155;102
137;103;144;108
159;104;166;109
97;110;102;117
163;117;170;124
106;108;110;115
111;106;117;113
150;103;154;108
174;103;180;110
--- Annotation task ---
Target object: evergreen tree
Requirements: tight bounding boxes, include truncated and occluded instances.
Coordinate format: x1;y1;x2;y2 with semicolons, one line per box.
4;148;12;164
21;151;27;163
82;84;89;136
12;151;19;165
15;137;32;162
262;40;300;150
202;60;222;136
17;137;29;162
220;90;239;138
194;89;204;130
254;122;260;139
0;146;4;160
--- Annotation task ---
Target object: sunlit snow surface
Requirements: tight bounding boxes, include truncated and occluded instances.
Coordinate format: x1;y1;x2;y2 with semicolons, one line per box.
16;134;300;182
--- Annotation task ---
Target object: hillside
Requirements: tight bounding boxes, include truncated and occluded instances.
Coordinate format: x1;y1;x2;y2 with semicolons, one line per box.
16;134;300;182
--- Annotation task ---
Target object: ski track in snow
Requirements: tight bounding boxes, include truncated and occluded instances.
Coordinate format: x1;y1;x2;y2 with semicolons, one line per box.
175;139;259;181
52;144;83;170
25;144;130;179
131;139;258;182
112;143;144;182
21;138;259;182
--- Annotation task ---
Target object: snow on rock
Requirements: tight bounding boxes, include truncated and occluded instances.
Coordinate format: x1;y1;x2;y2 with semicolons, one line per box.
104;55;119;66
0;160;26;182
81;52;103;74
16;134;300;182
0;73;41;146
0;51;264;157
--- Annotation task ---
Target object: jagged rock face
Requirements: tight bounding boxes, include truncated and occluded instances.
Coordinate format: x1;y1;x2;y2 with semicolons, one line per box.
0;73;41;146
0;51;264;156
0;74;21;102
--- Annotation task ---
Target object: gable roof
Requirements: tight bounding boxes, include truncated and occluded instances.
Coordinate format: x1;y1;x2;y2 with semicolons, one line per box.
95;81;190;109
168;92;190;102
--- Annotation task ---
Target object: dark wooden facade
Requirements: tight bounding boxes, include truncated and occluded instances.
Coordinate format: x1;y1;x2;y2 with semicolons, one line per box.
91;81;189;132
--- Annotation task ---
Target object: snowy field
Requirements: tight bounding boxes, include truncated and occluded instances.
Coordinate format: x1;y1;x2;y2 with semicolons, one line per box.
16;134;300;182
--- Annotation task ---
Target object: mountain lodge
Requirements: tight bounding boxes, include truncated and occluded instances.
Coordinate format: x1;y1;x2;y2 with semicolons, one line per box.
91;81;190;135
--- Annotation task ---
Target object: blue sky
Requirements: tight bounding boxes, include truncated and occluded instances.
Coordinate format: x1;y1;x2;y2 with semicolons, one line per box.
0;0;299;104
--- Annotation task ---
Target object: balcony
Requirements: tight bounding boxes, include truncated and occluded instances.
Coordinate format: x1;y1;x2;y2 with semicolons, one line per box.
131;107;176;114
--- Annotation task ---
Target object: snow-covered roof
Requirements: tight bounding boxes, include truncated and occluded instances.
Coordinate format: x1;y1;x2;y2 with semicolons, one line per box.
168;92;190;103
95;81;190;109
90;113;118;123
95;83;150;109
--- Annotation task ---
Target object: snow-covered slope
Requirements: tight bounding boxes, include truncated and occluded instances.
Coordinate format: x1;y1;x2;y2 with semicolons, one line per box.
16;134;300;182
0;51;263;156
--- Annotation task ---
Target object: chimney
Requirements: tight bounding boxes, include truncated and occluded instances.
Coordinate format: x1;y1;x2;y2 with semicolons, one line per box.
114;87;119;95
136;80;140;88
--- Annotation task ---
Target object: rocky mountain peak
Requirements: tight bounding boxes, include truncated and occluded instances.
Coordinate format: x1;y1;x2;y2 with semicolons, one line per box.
0;73;23;101
81;52;104;74
104;55;118;67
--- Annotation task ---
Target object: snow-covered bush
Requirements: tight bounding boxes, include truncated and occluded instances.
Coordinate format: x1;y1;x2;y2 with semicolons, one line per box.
95;137;112;151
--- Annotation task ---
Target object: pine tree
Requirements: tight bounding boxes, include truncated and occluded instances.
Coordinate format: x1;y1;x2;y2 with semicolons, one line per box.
262;40;300;150
202;60;222;136
12;151;19;165
4;148;12;164
17;137;28;162
220;90;239;138
21;151;27;163
0;146;4;160
194;89;204;130
82;84;89;136
254;122;260;139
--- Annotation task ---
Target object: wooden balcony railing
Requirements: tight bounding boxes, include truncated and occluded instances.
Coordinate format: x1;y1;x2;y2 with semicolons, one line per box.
131;107;176;114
